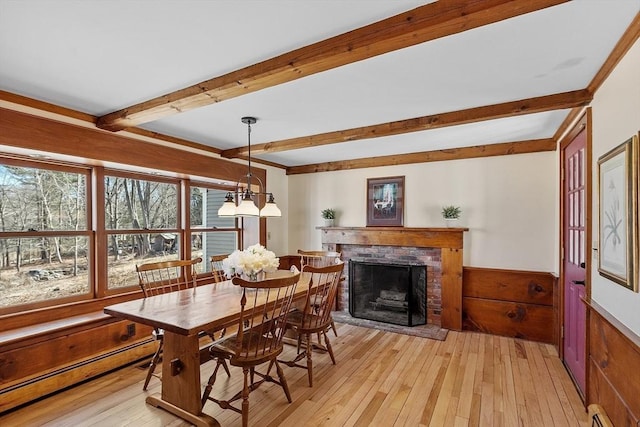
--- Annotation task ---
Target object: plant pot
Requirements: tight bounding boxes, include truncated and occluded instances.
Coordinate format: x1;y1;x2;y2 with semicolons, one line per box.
444;218;459;228
323;218;335;227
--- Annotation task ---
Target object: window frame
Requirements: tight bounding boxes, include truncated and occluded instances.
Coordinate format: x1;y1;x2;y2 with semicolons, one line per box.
186;180;242;278
0;154;260;317
0;155;93;315
101;169;182;295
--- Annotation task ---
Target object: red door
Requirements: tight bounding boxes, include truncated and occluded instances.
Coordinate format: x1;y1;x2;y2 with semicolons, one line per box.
563;129;587;395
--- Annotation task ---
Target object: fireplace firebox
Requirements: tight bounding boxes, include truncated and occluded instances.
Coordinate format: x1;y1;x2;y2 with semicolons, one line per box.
349;260;426;327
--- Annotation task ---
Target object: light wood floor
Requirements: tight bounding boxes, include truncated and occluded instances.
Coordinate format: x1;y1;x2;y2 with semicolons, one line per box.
0;324;588;426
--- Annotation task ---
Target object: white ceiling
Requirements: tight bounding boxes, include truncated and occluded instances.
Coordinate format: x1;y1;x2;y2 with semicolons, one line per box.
1;0;638;169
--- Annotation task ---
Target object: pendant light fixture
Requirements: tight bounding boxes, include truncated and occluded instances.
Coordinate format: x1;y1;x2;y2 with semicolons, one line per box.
218;117;281;218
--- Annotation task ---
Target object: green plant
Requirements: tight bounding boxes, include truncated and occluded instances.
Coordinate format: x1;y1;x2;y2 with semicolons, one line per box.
321;208;336;220
442;205;461;219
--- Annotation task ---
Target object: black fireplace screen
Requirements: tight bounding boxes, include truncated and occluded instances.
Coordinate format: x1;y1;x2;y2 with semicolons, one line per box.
349;260;426;327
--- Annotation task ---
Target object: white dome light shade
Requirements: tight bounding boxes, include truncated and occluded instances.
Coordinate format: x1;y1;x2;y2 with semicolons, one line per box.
259;194;281;217
218;192;237;217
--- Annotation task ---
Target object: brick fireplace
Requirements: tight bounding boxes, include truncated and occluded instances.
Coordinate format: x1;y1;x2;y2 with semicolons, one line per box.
342;245;440;326
319;227;467;331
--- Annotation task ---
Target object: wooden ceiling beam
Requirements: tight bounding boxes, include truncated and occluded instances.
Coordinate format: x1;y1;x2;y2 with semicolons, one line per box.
587;11;640;94
0;90;223;156
286;138;557;175
224;89;591;158
96;0;568;132
0;107;264;183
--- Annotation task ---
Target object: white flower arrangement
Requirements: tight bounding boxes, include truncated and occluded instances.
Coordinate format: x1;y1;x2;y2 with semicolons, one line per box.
222;244;280;280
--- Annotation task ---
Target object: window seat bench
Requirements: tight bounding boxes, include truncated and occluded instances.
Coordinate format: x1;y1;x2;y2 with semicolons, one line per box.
0;311;115;351
0;310;156;413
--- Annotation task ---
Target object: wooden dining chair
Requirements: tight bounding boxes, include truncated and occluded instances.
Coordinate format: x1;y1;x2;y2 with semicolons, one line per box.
201;272;301;427
210;254;231;338
280;262;344;387
297;249;341;336
297;249;341;269
136;257;221;390
210;254;229;283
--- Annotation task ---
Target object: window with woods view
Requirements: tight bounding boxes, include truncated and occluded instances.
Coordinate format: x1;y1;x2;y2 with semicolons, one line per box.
105;173;179;290
0;161;90;311
0;157;242;315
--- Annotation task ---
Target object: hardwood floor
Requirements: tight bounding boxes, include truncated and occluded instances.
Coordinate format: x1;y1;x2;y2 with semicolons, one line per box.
0;324;588;426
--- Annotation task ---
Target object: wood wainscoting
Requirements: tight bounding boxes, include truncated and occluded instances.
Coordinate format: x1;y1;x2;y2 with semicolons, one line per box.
587;301;640;426
462;267;556;344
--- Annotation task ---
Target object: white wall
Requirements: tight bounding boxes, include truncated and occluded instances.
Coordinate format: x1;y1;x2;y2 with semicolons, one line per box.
288;151;558;272
590;38;640;333
263;165;288;256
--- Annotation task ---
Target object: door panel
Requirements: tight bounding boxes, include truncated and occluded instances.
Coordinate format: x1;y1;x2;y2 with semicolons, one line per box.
563;128;587;394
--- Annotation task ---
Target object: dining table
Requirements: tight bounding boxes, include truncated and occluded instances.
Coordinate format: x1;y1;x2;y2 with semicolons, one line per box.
103;269;310;427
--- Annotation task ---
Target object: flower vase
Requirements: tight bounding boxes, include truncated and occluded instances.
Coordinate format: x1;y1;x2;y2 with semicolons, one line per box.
242;270;265;281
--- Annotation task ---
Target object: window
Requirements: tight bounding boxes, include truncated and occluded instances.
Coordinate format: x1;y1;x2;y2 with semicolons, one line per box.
190;185;240;273
0;159;91;313
104;172;180;290
0;156;249;314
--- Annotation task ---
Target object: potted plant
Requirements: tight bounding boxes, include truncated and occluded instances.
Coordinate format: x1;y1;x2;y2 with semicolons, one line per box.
441;205;461;227
321;208;336;227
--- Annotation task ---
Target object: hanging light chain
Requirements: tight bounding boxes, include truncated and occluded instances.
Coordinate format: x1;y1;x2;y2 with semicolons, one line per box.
247;117;252;183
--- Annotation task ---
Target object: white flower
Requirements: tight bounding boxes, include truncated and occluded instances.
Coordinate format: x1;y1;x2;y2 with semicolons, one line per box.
222;244;279;278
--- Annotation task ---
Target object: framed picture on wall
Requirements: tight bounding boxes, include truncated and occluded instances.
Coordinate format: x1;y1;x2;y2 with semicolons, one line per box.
366;176;404;227
597;135;638;291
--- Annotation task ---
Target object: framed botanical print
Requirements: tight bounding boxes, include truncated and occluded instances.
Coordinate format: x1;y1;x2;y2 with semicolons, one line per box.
597;135;638;290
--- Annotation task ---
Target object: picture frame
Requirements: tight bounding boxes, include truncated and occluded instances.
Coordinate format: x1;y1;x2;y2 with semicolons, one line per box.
597;135;638;291
366;176;404;227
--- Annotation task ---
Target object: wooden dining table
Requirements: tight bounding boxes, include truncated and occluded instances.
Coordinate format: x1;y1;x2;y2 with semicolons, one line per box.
103;270;310;427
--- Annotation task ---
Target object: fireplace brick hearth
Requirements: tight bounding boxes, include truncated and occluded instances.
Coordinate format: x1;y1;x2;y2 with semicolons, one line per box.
319;226;467;330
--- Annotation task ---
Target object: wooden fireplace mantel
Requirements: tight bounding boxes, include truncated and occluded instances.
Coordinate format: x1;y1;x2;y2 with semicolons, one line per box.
319;226;468;331
317;226;468;249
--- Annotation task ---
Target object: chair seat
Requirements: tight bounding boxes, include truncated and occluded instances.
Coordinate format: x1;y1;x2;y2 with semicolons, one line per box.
286;310;330;333
210;329;284;366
